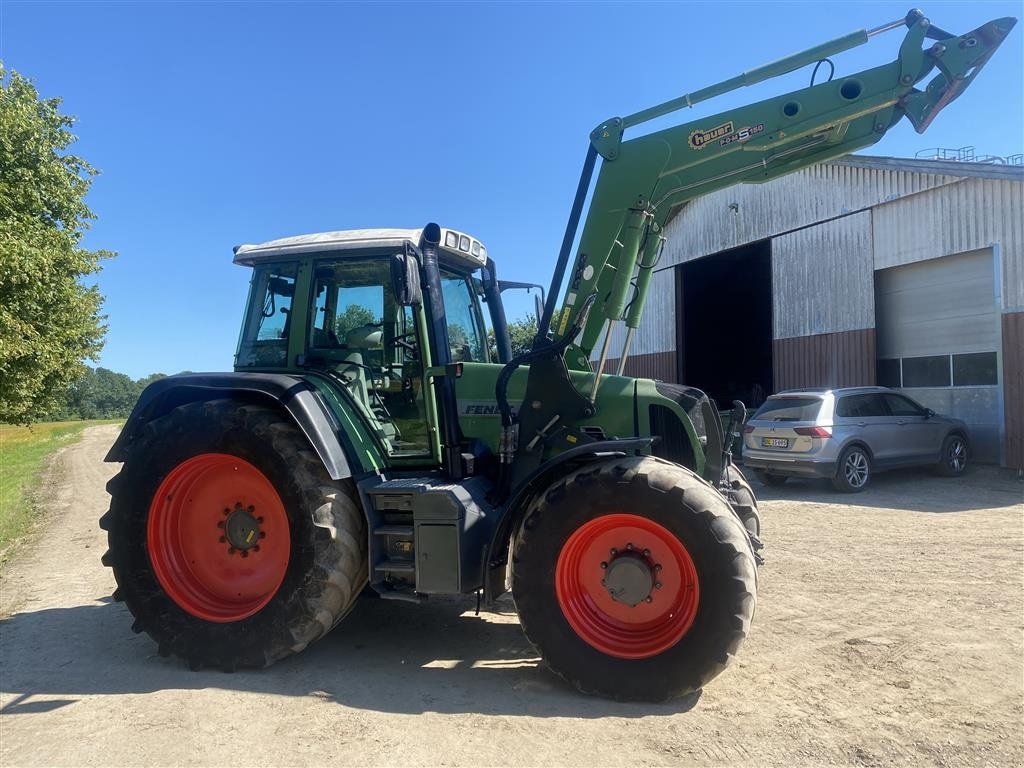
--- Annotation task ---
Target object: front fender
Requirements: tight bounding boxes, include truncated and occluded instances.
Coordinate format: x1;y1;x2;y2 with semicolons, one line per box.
105;373;354;479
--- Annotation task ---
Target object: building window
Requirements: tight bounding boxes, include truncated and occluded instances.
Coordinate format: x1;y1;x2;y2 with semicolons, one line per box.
877;359;901;388
952;352;998;386
901;355;951;387
876;351;999;388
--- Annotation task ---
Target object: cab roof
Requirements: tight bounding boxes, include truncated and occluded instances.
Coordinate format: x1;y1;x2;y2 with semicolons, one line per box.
232;227;488;269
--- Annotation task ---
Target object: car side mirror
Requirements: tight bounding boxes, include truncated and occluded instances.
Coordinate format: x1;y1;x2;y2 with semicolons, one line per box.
391;245;422;306
925;408;936;419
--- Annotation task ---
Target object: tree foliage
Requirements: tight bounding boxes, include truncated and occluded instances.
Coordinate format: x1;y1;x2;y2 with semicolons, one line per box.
506;316;538;358
487;315;538;360
334;304;377;341
50;368;185;420
0;65;113;423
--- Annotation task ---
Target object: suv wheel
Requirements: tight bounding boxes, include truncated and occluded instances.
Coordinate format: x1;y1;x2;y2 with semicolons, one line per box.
935;434;968;477
833;446;871;493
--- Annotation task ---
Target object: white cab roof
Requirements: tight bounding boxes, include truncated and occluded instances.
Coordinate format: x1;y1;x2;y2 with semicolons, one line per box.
233;228;422;265
233;226;488;269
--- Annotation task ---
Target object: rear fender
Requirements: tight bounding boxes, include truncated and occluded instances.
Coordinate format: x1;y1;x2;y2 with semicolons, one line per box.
105;373;354;479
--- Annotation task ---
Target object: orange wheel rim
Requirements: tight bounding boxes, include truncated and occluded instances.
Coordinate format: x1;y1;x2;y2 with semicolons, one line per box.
147;453;290;622
555;513;699;659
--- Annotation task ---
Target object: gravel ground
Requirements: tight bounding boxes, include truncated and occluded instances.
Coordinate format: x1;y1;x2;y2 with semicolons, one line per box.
1;424;1021;767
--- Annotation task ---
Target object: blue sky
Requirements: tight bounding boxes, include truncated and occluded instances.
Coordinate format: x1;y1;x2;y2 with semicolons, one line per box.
2;1;1021;379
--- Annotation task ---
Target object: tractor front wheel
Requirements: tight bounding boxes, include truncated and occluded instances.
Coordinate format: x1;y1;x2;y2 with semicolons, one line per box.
101;399;367;670
512;456;757;701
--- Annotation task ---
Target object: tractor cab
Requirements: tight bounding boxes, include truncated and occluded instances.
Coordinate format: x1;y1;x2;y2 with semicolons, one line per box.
232;227;502;463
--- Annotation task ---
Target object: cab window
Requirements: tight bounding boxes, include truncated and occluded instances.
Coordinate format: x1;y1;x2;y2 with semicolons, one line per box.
440;270;488;362
236;264;296;368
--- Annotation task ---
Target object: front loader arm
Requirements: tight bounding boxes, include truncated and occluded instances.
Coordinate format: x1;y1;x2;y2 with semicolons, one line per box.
542;9;1015;365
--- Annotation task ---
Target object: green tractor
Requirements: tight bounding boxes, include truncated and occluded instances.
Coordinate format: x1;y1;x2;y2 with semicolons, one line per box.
102;10;1013;700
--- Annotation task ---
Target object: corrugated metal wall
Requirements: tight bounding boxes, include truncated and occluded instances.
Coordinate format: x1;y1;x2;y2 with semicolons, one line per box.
1002;312;1024;469
772;211;874;339
773;329;876;391
601;351;677;383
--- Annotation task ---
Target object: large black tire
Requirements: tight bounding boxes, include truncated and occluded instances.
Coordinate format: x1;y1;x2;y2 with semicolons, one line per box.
832;444;871;493
101;399;367;670
935;433;968;477
724;464;761;538
512;456;757;701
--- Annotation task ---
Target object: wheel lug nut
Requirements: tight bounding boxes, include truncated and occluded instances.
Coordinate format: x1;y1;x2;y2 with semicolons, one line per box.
217;520;225;529
654;564;662;571
223;508;230;516
610;548;618;556
642;549;650;557
259;531;266;539
257;517;264;524
241;550;249;558
645;596;653;603
253;545;260;553
219;536;227;544
248;505;255;513
626;543;633;550
655;582;663;589
228;547;236;555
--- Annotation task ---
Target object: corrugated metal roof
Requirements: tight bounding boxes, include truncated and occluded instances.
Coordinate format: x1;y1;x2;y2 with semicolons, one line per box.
830;154;1024;182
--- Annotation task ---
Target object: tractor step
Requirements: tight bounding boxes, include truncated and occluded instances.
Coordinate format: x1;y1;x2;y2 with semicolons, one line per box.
359;473;494;597
373;524;414;537
374;559;416;575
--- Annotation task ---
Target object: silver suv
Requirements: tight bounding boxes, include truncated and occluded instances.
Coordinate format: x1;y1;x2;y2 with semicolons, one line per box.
742;387;969;492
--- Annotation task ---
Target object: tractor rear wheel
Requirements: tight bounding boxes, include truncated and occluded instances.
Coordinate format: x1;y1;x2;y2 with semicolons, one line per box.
101;399;367;670
512;456;757;701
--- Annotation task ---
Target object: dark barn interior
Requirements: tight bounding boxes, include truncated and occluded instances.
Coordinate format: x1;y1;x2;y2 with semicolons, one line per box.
678;240;773;409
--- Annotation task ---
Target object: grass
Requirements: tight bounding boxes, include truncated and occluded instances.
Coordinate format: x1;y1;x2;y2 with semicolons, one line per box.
0;420;119;562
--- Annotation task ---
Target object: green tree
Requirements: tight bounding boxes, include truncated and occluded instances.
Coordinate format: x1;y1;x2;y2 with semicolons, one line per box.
0;66;113;422
334;304;377;341
487;315;538;359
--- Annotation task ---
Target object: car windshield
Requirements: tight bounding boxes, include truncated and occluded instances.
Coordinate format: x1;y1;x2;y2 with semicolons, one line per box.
753;397;822;422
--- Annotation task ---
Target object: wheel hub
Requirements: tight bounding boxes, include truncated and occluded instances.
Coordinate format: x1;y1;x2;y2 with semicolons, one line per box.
602;551;655;606
224;503;263;553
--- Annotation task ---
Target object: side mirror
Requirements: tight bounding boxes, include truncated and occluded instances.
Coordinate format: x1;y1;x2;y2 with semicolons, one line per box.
925;408;936;419
391;245;422;306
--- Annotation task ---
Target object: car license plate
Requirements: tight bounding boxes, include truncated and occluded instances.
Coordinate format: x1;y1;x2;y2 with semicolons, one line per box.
761;437;789;448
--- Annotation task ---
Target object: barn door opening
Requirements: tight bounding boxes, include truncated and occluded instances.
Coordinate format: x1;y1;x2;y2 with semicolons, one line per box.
677;240;772;410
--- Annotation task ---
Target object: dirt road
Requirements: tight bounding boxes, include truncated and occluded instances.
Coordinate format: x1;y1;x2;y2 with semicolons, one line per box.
1;424;1022;767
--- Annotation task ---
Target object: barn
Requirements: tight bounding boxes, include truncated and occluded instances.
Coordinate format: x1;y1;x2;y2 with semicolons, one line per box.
600;155;1024;468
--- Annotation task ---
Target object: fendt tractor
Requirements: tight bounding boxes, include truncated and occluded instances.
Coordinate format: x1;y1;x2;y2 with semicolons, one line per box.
102;10;1014;700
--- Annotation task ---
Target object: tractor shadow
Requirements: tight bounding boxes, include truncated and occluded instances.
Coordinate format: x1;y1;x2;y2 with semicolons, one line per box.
0;595;700;718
